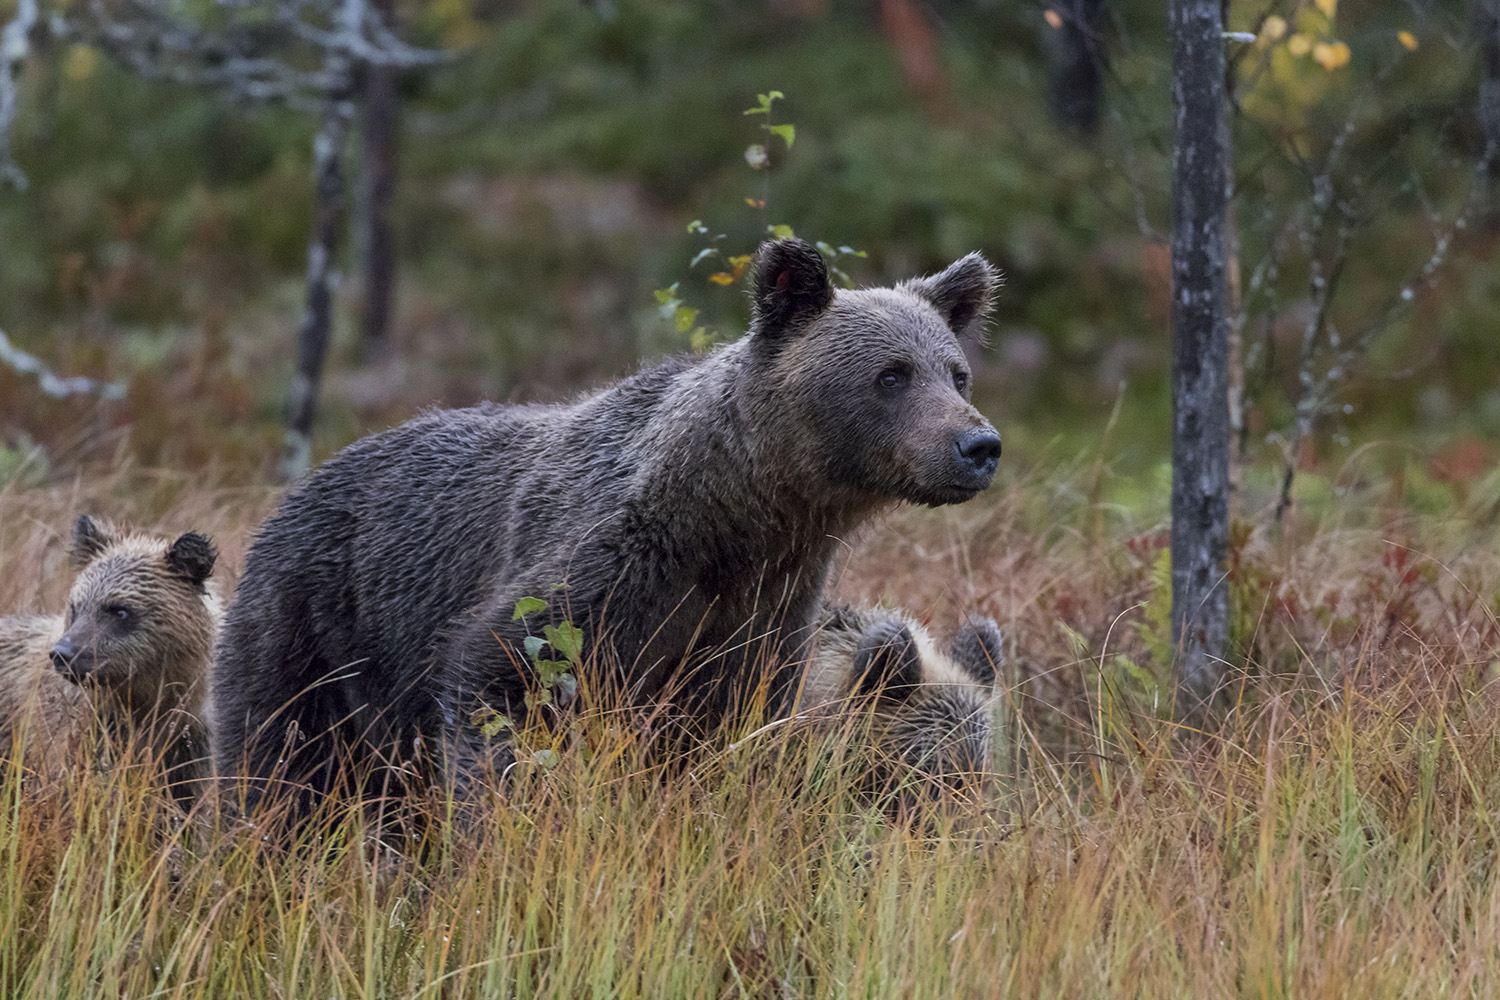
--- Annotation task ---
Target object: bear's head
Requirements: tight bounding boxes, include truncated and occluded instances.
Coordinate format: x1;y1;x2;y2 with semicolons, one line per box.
49;515;218;707
745;238;1002;509
801;604;1002;806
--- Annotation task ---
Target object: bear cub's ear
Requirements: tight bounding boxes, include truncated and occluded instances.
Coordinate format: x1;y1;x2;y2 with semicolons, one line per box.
852;619;924;699
70;515;118;568
750;237;833;343
949;616;1004;685
902;253;1001;340
165;532;217;589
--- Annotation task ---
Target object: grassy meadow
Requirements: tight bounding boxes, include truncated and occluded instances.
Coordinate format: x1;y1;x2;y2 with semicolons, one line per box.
1;450;1499;998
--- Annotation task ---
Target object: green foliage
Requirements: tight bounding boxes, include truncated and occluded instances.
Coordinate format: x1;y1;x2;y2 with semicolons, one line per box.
0;0;1493;478
1138;546;1174;670
652;89;868;352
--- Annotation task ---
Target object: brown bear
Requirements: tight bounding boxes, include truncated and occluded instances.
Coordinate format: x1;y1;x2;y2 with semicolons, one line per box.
212;237;1002;812
0;516;218;800
796;604;1002;804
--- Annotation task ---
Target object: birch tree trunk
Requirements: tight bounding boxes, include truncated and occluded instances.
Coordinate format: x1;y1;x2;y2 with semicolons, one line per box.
282;76;352;482
1168;0;1231;720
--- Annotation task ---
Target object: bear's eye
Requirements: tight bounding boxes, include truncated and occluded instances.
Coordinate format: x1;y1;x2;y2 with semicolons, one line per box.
877;367;909;391
103;604;133;624
953;370;969;393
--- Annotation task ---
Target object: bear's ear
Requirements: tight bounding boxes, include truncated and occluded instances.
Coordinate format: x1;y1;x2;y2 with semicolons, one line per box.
70;515;117;568
852;618;923;700
165;532;217;589
902;253;1001;340
750;237;833;343
949;616;1003;685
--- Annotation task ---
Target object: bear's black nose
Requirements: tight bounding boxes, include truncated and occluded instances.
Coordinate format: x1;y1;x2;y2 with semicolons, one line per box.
49;637;77;673
955;427;1002;479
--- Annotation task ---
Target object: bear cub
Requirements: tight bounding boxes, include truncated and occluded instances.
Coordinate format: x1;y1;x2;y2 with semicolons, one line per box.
798;604;1002;803
0;516;218;800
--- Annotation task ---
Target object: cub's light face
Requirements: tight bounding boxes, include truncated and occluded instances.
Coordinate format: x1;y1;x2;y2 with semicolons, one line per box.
51;557;156;685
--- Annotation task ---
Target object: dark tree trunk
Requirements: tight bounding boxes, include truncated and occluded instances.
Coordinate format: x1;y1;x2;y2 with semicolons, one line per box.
357;5;400;359
1481;0;1500;216
1045;0;1107;134
282;84;352;482
1168;0;1232;720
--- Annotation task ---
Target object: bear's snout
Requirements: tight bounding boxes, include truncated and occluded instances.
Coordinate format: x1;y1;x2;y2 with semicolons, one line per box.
49;635;79;675
953;426;1002;485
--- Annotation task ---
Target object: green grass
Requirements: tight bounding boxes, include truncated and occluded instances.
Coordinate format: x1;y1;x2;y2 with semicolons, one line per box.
2;455;1499;998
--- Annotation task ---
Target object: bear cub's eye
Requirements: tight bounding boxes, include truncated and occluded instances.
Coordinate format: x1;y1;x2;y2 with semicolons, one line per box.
103;605;134;624
877;367;909;391
953;370;969;393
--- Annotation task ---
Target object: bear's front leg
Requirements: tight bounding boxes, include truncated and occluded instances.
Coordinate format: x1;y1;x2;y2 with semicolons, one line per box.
437;595;578;797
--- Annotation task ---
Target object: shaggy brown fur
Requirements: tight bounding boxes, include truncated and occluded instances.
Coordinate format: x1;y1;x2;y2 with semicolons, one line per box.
0;516;219;800
213;237;1002;815
796;604;1002;802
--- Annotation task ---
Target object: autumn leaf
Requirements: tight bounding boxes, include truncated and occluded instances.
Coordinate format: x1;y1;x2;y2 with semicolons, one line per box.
1314;0;1337;19
1043;9;1063;29
1397;30;1418;51
1259;15;1287;43
1313;40;1350;70
708;273;736;286
1287;33;1313;57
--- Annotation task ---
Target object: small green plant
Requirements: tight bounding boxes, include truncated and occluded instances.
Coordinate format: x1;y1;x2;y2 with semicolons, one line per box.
470;595;586;771
655;90;866;353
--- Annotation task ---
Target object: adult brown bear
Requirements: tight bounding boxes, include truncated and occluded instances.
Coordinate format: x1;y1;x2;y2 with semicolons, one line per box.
213;238;1002;812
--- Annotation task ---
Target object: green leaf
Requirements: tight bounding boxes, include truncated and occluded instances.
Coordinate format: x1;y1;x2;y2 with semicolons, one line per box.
532;748;560;769
769;224;795;240
689;247;719;269
534;658;571;684
768;123;795;149
652;283;680;306
675;305;700;333
744;91;781;115
523;635;547;665
478;712;513;739
686;219;707;234
544;621;585;666
512;596;547;620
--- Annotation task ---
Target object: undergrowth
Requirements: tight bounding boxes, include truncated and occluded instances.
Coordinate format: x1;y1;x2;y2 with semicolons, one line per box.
1;452;1499;998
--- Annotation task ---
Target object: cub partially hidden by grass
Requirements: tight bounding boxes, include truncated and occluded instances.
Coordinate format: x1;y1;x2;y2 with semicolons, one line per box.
0;516;219;802
798;604;1002;805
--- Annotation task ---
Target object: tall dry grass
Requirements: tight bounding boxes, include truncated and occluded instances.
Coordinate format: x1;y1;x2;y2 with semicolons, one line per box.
1;450;1498;998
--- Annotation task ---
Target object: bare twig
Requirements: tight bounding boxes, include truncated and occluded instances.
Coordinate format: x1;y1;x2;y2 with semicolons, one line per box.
0;0;39;189
0;329;125;400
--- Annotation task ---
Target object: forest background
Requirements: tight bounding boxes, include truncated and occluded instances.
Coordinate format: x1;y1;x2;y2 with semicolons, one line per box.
2;0;1495;508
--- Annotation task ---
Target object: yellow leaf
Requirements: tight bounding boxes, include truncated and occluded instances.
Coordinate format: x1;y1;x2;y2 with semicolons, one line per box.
708;273;736;286
1314;0;1337;18
1260;15;1287;42
1287;33;1314;57
63;44;99;82
1043;9;1063;29
1312;40;1350;70
1397;30;1418;51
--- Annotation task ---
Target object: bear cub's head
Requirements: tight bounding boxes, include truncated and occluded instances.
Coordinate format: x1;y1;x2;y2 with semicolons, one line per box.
746;238;1003;508
801;604;1002;804
49;515;218;707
